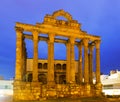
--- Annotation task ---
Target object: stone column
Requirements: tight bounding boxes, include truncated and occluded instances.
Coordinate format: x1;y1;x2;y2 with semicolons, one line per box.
70;37;75;83
22;40;26;81
47;34;55;85
89;44;94;84
95;40;101;84
32;30;39;82
66;41;71;83
78;43;83;84
15;27;23;81
83;39;89;83
24;47;27;81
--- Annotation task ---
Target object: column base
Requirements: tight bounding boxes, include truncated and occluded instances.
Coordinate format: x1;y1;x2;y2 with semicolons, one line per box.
95;83;102;96
69;81;76;84
47;81;55;85
31;81;42;86
96;83;102;89
82;83;91;96
14;78;22;82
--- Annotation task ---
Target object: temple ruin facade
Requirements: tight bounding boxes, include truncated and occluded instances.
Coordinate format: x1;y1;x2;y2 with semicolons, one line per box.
14;10;102;100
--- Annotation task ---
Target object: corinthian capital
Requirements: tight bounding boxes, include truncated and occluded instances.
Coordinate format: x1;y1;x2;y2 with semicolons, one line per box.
95;40;101;49
82;38;89;47
69;37;75;44
49;34;55;43
33;30;39;41
15;27;24;32
89;43;94;51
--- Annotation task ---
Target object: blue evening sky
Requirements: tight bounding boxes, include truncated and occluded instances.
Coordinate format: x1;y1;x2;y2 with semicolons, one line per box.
0;0;120;79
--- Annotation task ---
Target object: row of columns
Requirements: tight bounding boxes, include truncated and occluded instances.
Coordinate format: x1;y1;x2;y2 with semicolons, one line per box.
15;27;101;85
78;40;101;84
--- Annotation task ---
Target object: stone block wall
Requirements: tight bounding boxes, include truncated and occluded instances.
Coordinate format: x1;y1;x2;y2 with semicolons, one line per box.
13;82;102;101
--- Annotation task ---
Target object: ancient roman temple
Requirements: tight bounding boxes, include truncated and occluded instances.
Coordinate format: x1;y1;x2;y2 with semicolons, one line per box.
14;10;102;100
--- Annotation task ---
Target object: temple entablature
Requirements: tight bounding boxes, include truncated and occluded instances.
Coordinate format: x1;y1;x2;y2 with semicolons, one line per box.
15;22;100;42
14;10;102;100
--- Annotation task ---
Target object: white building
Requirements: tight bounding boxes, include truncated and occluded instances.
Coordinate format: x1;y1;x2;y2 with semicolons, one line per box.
0;80;13;96
101;70;120;95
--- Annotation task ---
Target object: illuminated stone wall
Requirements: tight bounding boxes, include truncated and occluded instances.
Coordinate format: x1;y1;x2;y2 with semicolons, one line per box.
14;10;102;101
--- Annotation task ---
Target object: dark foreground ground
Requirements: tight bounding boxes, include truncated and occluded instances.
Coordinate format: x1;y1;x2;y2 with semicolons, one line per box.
1;95;120;102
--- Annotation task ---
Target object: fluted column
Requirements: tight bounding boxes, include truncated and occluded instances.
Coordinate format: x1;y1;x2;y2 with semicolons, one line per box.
70;37;75;83
89;44;94;84
15;27;23;81
66;41;71;83
78;43;83;84
32;31;39;82
22;40;26;81
47;34;55;85
95;40;101;84
83;39;89;83
24;47;27;81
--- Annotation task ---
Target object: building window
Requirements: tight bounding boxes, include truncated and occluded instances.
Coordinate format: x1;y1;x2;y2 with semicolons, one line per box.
5;85;9;89
62;64;66;70
38;63;42;69
28;73;32;82
56;64;61;70
43;63;47;69
103;85;113;89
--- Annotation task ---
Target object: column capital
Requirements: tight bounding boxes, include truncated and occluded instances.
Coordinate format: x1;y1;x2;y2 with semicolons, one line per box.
65;40;70;47
33;30;39;41
89;44;94;51
48;34;55;43
69;37;75;44
78;42;83;48
82;38;89;47
15;27;24;32
95;40;101;49
32;28;40;33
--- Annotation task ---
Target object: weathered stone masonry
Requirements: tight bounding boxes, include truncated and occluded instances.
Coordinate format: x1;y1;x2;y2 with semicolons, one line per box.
14;10;102;101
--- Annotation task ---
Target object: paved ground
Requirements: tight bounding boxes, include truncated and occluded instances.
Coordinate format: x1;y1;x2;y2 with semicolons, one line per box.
0;95;13;102
0;95;120;102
